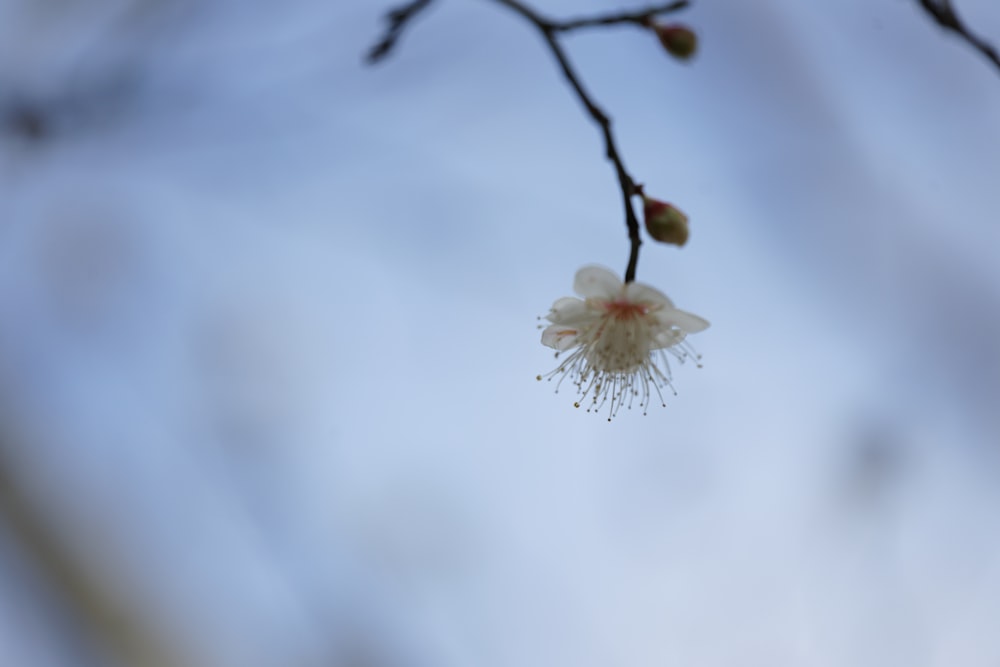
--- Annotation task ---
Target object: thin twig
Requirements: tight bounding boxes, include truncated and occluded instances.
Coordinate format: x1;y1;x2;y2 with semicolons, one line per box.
491;0;646;281
367;0;694;281
917;0;1000;74
367;0;435;64
554;1;689;33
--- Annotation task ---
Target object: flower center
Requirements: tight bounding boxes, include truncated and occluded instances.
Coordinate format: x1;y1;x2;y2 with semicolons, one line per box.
577;301;655;374
603;300;647;320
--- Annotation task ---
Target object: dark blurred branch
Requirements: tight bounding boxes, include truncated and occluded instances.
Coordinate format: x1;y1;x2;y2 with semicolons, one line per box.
1;71;138;144
553;1;688;33
917;0;1000;74
367;0;435;63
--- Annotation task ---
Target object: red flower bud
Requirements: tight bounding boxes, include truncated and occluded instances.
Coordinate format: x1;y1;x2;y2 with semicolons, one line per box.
653;23;697;60
643;197;689;246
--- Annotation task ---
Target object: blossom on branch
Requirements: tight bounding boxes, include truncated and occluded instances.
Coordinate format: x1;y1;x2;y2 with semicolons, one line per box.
538;265;708;420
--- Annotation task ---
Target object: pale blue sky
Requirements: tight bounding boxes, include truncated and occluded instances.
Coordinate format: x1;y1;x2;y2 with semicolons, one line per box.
1;1;999;666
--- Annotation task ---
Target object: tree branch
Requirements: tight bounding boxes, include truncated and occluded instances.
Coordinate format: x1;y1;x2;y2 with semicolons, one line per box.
366;0;435;64
917;0;1000;74
367;0;696;281
489;0;652;281
553;1;689;33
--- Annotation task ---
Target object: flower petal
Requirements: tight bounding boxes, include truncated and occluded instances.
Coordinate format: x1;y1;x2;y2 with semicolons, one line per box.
624;281;674;308
651;328;687;349
573;265;623;300
541;324;580;351
657;308;710;333
546;296;595;325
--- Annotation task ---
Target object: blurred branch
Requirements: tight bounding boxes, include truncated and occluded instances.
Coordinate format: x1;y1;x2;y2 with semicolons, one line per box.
366;0;435;63
0;443;184;667
366;1;694;281
917;0;1000;74
0;72;138;144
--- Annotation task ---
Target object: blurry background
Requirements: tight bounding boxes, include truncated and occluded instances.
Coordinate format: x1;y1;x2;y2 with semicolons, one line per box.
1;0;999;665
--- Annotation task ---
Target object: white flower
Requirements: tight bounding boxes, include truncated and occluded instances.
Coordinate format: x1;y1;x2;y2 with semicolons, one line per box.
537;265;709;420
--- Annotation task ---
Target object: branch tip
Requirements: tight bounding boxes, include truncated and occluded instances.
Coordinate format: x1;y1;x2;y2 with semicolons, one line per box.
366;0;435;64
917;0;1000;74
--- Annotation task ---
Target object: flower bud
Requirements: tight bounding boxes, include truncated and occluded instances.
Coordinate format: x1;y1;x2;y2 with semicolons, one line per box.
643;197;689;246
653;23;697;60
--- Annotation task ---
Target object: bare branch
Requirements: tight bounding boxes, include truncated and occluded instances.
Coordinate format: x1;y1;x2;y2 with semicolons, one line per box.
366;0;695;280
366;0;435;64
490;0;658;281
917;0;1000;74
553;1;689;33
